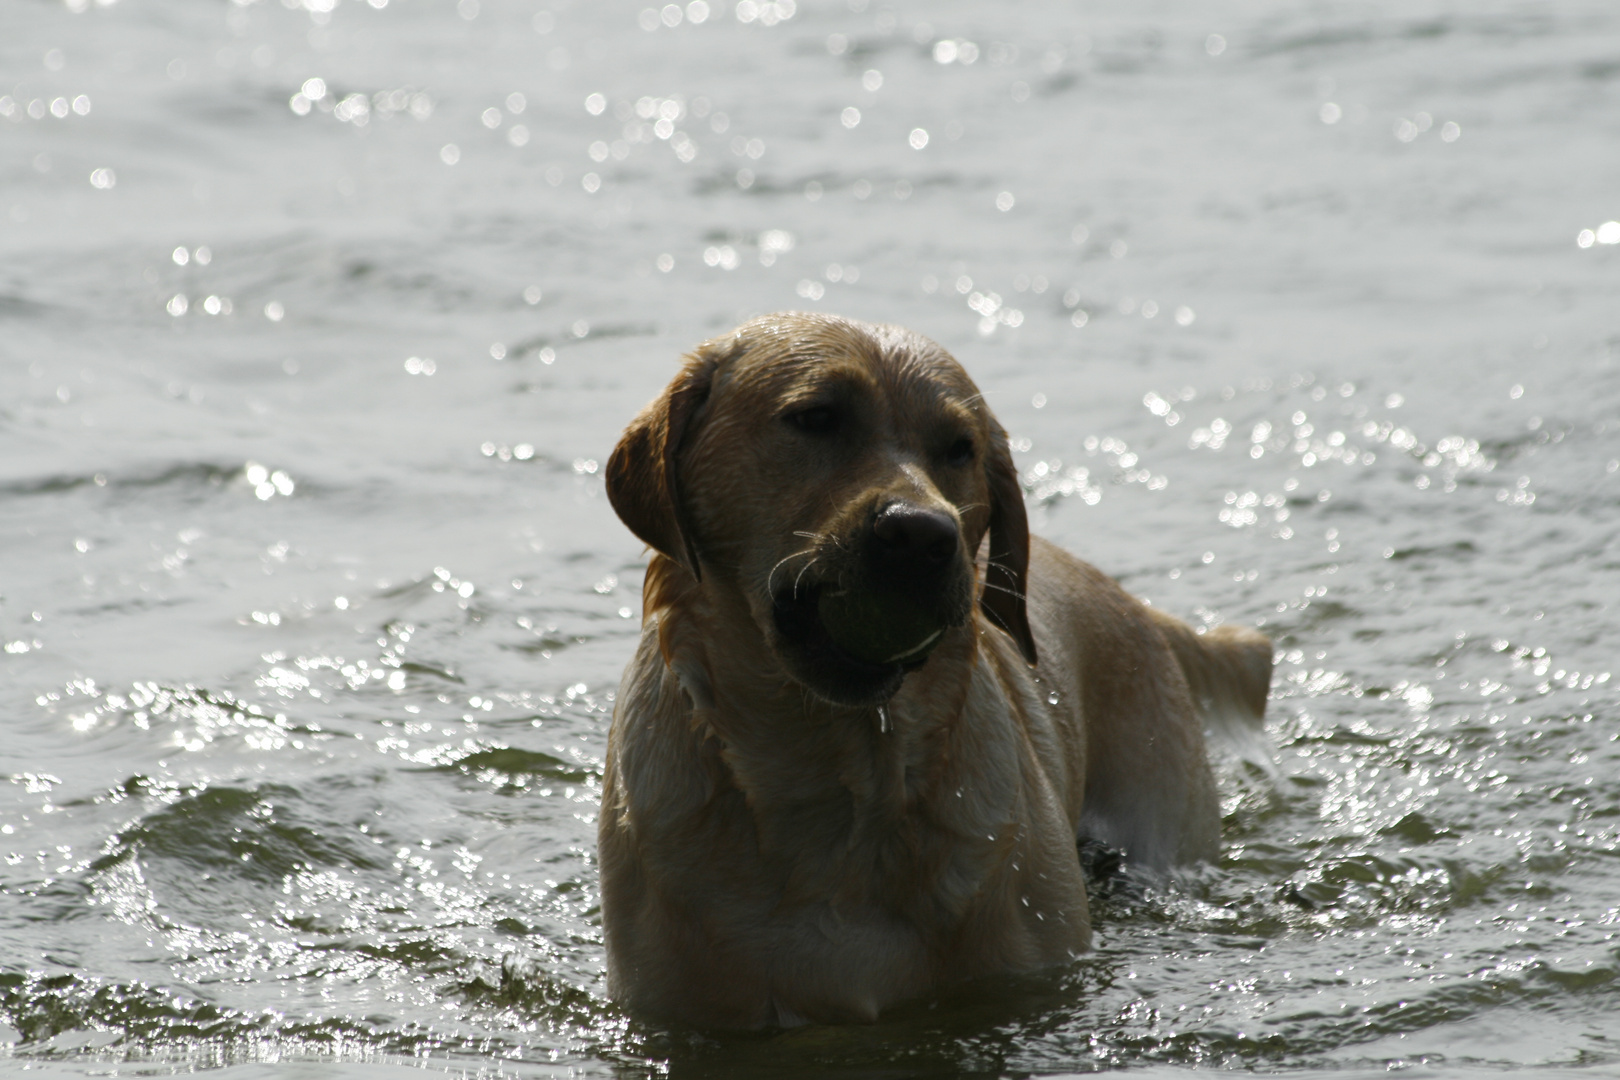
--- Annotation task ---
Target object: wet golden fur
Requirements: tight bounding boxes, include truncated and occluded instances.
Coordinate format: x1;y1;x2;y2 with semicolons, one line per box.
599;313;1272;1028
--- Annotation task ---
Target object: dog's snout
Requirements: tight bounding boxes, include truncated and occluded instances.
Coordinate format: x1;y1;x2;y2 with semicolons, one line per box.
872;502;959;567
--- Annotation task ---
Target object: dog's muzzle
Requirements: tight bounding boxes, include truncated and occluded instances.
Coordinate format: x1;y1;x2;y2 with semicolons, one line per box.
771;501;972;706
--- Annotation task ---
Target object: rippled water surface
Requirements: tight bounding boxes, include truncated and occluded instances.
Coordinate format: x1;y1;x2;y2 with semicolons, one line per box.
4;0;1620;1075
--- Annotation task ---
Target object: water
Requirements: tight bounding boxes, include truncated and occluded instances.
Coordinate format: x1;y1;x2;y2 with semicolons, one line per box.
3;0;1619;1075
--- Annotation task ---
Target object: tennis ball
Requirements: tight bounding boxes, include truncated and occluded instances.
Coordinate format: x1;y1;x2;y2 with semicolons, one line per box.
817;589;945;666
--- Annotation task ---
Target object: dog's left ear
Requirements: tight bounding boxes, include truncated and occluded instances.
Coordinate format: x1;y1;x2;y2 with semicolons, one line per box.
981;423;1038;665
606;348;720;581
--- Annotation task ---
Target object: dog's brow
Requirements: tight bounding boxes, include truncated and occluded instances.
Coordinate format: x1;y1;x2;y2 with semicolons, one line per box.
907;382;980;428
939;395;979;422
775;366;875;409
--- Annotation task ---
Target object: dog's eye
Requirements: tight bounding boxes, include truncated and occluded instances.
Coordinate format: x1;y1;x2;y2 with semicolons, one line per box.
945;437;975;466
785;405;840;435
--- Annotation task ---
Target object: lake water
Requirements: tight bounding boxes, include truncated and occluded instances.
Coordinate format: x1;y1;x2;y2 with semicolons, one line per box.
3;0;1619;1076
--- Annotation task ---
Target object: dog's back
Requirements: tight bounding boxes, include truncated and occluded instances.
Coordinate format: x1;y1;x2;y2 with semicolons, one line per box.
1021;538;1273;870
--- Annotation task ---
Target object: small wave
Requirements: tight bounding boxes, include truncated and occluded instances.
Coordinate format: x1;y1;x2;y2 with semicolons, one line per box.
0;463;238;500
91;782;386;886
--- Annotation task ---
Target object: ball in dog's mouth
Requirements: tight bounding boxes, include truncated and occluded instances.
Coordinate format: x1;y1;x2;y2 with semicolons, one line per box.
815;588;946;666
772;582;958;705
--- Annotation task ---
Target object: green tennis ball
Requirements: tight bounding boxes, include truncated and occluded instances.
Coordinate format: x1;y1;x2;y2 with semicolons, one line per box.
817;589;945;666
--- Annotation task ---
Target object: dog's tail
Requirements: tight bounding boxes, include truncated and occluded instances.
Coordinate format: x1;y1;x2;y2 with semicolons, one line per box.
1148;609;1277;780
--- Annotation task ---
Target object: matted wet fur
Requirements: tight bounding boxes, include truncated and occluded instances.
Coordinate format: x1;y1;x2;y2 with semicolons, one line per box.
599;312;1272;1028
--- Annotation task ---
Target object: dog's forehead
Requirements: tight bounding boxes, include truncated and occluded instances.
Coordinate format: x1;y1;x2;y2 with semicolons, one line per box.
721;315;982;412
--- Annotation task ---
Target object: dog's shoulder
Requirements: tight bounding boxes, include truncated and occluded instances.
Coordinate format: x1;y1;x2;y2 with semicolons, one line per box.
1025;536;1157;639
608;558;725;829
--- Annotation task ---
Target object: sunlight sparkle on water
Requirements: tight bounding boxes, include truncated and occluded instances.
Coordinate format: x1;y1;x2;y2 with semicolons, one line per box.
1578;221;1620;247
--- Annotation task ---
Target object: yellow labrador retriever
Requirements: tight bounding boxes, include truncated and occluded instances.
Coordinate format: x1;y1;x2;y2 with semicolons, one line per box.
600;312;1271;1028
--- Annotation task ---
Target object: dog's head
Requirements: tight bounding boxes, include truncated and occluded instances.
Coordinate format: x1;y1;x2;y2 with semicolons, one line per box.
608;313;1035;707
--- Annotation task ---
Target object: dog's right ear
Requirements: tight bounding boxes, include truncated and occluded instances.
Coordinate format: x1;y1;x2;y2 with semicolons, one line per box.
606;348;721;581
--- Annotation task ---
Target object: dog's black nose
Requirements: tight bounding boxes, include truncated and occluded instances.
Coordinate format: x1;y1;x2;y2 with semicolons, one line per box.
872;502;959;567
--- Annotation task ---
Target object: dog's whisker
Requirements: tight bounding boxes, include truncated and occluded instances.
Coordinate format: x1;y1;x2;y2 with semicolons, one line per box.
766;553;799;598
982;560;1025;582
792;555;820;600
767;547;818;598
978;579;1029;602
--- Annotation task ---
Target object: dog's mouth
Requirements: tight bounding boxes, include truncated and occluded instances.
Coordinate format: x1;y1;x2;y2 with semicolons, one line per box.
770;582;952;707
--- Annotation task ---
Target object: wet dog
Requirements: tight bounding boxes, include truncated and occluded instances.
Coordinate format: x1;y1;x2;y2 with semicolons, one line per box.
599;313;1272;1027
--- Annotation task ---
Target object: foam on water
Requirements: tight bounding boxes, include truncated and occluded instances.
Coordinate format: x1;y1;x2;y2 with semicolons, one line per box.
3;0;1619;1075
